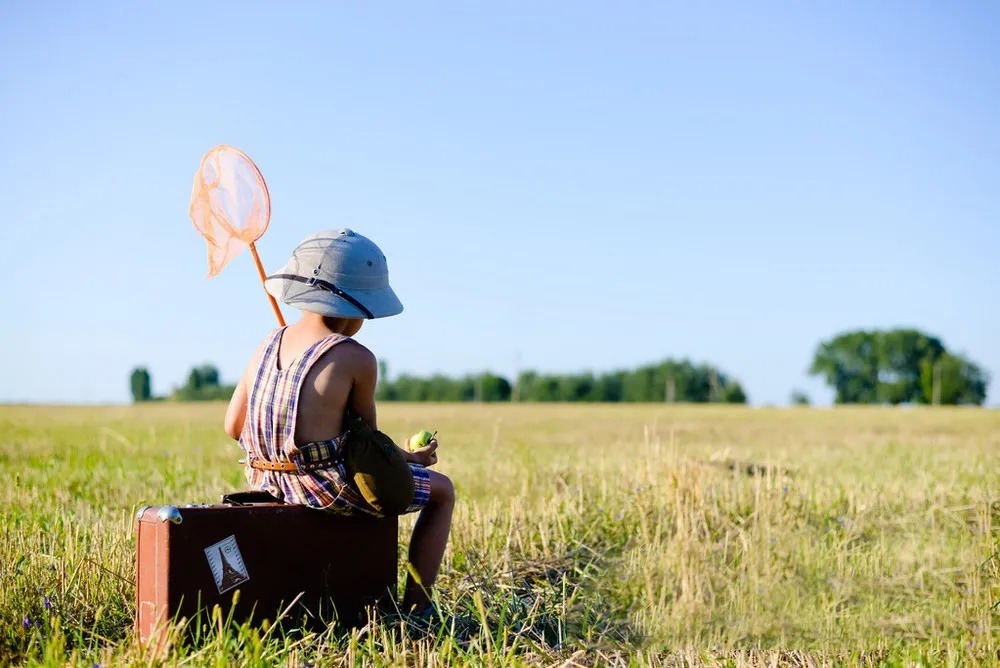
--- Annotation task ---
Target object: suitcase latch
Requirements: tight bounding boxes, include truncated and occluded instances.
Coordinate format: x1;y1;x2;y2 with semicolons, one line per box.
156;506;183;524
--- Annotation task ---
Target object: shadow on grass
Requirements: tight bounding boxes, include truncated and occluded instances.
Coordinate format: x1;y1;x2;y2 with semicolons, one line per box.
421;542;637;652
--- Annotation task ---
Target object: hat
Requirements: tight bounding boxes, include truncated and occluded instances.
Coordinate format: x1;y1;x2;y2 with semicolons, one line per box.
264;229;403;319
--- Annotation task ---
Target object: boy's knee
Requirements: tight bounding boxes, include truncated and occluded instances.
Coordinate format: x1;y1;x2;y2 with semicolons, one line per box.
430;471;455;507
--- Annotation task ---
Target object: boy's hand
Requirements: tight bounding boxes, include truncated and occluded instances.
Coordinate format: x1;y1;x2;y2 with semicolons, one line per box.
408;439;439;467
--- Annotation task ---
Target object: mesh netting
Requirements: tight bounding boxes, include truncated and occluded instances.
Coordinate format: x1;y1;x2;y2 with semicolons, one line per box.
189;145;271;277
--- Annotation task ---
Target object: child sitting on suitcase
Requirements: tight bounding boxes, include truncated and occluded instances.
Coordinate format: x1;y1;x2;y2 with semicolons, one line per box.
223;228;454;617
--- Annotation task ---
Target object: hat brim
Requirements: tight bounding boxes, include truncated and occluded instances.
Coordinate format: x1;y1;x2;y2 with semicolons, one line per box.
265;274;403;319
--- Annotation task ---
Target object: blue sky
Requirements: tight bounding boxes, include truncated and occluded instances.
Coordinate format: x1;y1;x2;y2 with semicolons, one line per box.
1;2;997;406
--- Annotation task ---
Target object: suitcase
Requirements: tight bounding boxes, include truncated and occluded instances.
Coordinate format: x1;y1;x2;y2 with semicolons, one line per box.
135;491;398;644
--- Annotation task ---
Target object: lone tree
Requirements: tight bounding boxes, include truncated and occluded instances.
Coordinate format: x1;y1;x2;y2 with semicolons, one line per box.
809;328;988;405
130;367;152;403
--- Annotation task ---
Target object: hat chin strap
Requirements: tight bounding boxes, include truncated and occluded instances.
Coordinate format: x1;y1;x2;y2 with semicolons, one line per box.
272;274;375;319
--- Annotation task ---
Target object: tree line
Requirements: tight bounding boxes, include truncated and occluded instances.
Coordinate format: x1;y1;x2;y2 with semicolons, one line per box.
129;327;990;406
375;359;747;403
129;364;236;403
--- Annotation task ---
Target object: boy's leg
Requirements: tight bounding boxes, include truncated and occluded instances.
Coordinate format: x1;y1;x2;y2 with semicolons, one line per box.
403;469;454;612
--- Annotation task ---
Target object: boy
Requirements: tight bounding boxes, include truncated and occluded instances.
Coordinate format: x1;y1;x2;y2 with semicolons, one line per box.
223;228;454;615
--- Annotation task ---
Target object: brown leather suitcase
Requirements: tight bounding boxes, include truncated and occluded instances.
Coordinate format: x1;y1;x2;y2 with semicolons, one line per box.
135;492;397;643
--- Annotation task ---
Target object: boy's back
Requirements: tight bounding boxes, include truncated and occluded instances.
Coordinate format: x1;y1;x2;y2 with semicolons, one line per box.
247;322;375;443
284;327;372;444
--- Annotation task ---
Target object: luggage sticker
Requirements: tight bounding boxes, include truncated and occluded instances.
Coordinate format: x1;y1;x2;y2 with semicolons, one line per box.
204;535;250;594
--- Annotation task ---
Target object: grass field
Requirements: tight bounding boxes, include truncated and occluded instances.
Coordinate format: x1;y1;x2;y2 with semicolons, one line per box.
1;403;998;666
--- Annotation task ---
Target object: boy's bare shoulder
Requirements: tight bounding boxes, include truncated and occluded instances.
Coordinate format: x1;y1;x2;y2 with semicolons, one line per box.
337;337;377;368
313;337;377;378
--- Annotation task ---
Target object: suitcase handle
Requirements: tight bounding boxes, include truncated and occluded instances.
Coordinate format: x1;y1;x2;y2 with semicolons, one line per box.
221;491;284;506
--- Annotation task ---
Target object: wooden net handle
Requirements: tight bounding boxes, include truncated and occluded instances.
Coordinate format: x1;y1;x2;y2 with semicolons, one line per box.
249;243;286;326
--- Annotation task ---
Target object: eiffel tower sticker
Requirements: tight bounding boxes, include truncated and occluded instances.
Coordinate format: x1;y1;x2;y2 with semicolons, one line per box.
204;536;250;594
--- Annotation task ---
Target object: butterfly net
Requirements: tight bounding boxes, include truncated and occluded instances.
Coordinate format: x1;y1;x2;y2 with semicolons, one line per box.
189;145;271;277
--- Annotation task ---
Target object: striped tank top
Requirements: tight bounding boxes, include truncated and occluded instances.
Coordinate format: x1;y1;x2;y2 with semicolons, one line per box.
239;327;370;514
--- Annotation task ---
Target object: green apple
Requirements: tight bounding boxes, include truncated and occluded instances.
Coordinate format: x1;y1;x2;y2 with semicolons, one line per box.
407;429;435;451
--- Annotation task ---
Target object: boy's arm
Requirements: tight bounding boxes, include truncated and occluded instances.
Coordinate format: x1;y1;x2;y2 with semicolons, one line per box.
224;340;266;441
347;343;380;429
348;344;436;466
224;378;248;441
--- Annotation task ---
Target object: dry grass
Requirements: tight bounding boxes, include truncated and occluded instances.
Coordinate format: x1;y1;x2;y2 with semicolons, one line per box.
1;403;998;666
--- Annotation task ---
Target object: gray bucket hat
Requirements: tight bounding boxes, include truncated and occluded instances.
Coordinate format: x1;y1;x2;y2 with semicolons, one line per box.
264;229;403;319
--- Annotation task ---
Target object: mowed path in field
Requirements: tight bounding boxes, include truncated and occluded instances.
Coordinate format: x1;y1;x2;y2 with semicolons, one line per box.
1;403;998;664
